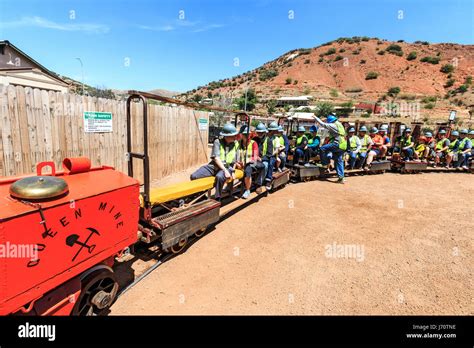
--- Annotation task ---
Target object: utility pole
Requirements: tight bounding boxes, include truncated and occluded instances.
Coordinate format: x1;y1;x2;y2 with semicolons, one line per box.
75;57;84;95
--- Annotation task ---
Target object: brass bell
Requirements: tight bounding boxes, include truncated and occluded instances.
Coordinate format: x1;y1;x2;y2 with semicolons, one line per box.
10;176;69;200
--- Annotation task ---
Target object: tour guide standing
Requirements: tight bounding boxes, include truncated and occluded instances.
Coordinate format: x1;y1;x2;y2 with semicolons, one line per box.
314;114;347;183
190;123;242;200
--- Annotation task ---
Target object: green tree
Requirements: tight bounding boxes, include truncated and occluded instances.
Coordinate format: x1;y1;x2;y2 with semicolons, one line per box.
387;86;401;97
235;88;258;112
315;101;335;118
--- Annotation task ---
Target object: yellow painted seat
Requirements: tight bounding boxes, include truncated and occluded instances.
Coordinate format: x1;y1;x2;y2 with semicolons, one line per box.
142;169;244;207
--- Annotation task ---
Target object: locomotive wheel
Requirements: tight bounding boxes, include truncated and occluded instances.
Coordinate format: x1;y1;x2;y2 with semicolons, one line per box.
170;237;188;254
194;227;206;238
72;269;118;316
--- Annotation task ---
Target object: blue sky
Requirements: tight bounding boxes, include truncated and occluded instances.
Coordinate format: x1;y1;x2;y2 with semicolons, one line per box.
1;0;472;92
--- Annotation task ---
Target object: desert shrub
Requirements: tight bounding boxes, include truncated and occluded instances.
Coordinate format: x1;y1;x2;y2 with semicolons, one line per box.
365;71;379;80
339;48;346;53
440;64;455;73
387;87;401;96
385;44;403;56
444;78;455;88
377;50;385;55
456;84;468;93
285;77;292;84
420;56;440;64
421;96;437;103
425;103;435;109
465;76;472;85
360;59;366;64
259;69;279;81
318;57;324;63
330;89;339;97
326;47;336;55
299;48;312;55
334;55;343;61
345;87;363;93
406;51;417;61
304;59;311;64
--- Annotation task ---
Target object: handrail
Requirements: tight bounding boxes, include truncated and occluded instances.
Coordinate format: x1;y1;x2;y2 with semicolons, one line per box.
126;93;150;211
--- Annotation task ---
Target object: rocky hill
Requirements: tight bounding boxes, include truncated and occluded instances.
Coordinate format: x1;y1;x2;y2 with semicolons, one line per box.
182;37;474;123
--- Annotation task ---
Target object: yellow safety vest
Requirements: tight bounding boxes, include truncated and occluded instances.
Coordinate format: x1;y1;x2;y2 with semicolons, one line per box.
457;138;469;153
435;138;448;151
329;121;347;150
296;135;307;146
359;134;371;153
240;139;255;162
220;141;240;165
349;135;358;151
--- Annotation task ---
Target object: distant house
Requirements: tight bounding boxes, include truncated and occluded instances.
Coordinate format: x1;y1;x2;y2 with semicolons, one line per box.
0;40;69;92
275;95;313;107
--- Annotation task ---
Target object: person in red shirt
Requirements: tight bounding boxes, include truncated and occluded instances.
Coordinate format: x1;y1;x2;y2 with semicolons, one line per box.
378;125;391;159
239;126;264;198
365;127;383;168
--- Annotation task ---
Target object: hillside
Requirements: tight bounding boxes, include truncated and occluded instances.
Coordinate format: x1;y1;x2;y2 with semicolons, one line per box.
182;37;474;123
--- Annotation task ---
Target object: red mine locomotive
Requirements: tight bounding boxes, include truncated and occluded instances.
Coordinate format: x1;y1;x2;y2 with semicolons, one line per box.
0;158;140;315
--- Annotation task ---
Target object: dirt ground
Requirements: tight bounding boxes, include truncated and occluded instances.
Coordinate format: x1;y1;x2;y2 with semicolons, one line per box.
111;172;473;315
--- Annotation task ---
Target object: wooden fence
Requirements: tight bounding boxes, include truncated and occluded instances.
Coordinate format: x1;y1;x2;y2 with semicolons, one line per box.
0;85;210;182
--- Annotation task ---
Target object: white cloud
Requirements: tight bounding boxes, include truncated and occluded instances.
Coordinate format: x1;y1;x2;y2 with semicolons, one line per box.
138;20;223;33
138;24;175;32
0;16;109;34
192;24;224;33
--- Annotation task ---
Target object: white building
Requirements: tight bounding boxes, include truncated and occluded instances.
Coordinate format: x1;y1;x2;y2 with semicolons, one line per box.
0;40;69;92
275;95;313;107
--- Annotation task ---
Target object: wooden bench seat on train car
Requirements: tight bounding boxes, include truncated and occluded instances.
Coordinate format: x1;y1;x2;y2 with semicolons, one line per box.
142;169;244;207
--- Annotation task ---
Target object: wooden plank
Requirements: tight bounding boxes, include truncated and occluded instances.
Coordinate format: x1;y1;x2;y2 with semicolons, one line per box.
15;86;31;174
25;87;39;172
0;85;13;176
41;89;53;164
7;85;23;175
48;90;61;167
33;88;45;164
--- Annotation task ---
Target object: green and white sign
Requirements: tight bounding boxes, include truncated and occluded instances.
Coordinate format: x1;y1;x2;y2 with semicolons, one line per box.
198;118;208;131
84;111;113;133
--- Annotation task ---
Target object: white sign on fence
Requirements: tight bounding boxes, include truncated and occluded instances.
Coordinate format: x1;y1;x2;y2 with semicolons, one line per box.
84;111;113;133
198;118;208;131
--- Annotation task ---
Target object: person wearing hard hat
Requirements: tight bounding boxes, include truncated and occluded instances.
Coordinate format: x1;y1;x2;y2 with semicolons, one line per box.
238;126;265;198
422;131;436;160
190;123;242;200
305;125;320;163
378;125;391;159
395;128;414;161
276;126;289;170
446;130;460;168
434;129;450;167
414;136;428;161
314;113;347;183
357;126;373;168
254;122;272;191
262;121;280;189
347;127;361;170
454;129;472;169
469;130;474;160
365;127;383;169
292;125;309;165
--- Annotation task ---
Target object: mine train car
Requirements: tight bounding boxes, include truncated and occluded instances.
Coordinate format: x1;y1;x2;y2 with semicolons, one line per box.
0;91;472;316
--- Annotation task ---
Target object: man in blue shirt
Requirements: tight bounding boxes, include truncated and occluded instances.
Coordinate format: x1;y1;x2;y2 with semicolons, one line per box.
455;129;472;169
305;125;320;163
